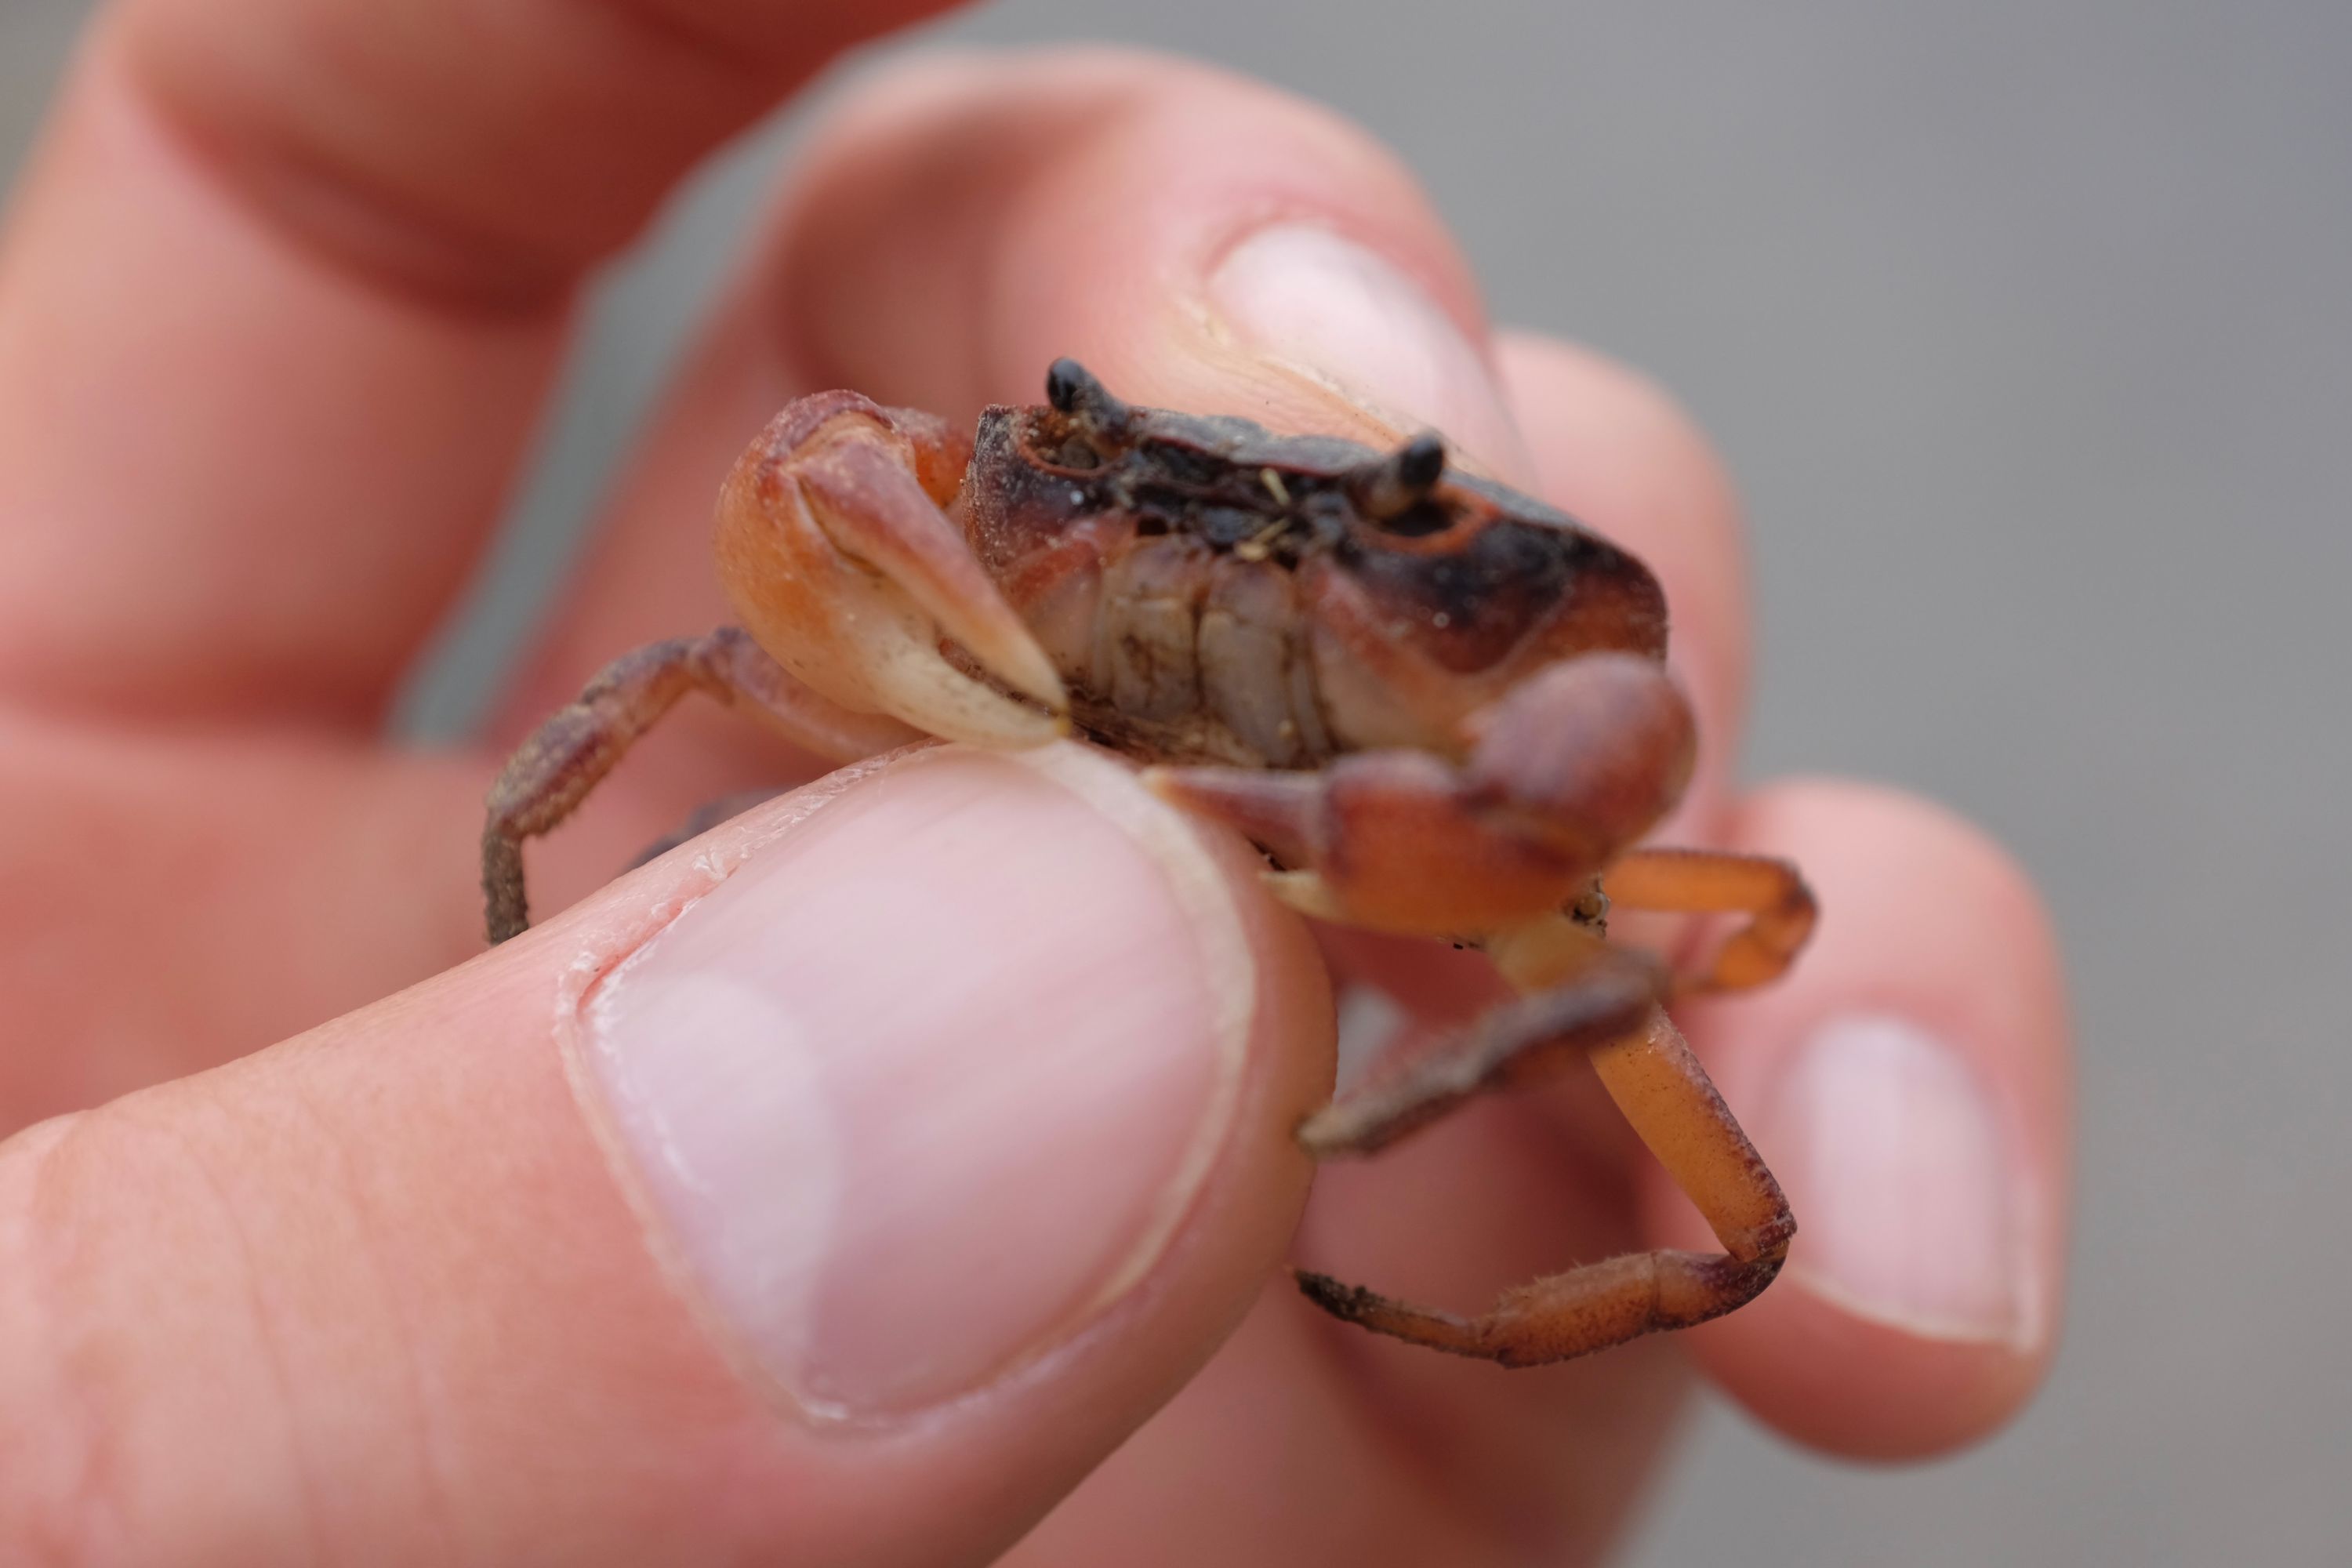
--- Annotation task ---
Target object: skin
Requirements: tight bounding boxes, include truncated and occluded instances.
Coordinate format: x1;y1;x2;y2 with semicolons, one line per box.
0;3;2073;1563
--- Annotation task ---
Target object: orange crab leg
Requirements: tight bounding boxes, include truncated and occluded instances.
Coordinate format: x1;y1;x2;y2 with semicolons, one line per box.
1583;1009;1793;1261
1156;644;1799;1366
1607;847;1818;993
1298;1232;1784;1369
1298;988;1793;1367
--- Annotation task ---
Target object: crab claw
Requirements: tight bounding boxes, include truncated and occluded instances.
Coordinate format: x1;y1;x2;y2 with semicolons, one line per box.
1146;653;1693;937
716;399;1069;748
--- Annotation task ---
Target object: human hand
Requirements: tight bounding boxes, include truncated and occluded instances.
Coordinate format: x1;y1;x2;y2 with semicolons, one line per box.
0;2;2071;1561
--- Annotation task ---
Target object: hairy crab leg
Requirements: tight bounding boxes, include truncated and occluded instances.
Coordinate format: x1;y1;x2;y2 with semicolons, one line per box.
481;627;919;942
1298;922;1793;1365
1606;847;1818;993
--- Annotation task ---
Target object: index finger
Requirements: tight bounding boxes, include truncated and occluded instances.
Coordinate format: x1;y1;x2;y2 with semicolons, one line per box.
0;0;962;723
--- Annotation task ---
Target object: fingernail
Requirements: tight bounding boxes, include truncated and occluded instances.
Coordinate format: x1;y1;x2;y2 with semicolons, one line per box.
576;747;1253;1418
1209;223;1530;475
1769;1014;2036;1348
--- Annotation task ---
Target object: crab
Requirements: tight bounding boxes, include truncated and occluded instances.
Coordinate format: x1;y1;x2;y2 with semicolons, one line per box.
482;359;1816;1368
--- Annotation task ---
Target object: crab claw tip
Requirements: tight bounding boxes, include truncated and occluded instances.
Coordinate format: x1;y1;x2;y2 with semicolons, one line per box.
989;637;1071;718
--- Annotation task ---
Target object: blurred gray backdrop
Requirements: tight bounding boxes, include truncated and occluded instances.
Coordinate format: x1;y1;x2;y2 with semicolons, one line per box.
7;1;2347;1562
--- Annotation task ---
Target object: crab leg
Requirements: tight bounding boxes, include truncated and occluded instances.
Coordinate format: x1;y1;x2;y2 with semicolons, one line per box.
481;627;919;942
1607;847;1818;993
1298;922;1662;1156
1144;648;1796;1365
1298;986;1793;1367
1287;902;1799;1366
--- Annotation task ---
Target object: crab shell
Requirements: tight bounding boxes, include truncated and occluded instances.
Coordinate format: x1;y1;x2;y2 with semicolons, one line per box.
947;394;1669;770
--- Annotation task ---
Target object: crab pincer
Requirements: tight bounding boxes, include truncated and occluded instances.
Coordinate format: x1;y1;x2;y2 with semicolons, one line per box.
715;392;1071;748
1145;652;1696;937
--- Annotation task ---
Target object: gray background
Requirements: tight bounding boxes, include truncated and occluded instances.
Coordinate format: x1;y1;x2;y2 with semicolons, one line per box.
6;1;2347;1562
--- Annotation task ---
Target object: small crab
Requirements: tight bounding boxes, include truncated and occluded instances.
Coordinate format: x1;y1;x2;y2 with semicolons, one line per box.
484;360;1816;1367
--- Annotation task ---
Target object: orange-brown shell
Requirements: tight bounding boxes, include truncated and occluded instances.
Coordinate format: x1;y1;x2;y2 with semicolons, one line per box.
950;394;1667;768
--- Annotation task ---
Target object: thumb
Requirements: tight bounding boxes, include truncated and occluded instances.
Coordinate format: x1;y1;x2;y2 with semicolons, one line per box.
0;744;1330;1564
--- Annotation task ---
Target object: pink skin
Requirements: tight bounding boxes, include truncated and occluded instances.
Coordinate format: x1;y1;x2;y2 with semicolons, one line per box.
0;9;2070;1567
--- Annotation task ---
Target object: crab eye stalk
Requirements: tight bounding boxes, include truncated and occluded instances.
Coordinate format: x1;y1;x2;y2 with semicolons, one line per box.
1044;358;1130;431
1350;433;1448;524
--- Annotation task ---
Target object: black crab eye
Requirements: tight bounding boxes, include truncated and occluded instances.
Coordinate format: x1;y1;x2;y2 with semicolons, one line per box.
1044;358;1087;412
1349;433;1452;534
1044;358;1129;430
